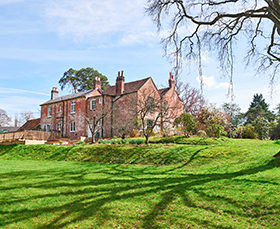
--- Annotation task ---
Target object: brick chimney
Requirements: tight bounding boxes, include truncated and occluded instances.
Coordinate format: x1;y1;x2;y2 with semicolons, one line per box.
93;76;101;90
169;73;175;89
116;71;125;96
51;87;59;100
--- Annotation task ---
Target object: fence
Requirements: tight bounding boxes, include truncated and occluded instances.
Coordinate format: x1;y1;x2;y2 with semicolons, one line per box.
0;130;61;143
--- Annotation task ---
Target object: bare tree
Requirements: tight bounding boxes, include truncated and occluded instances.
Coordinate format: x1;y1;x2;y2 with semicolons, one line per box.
146;0;280;85
136;89;179;143
85;111;109;143
0;108;11;127
19;111;34;125
176;81;206;115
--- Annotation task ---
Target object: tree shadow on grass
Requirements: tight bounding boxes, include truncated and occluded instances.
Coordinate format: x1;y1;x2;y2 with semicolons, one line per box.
0;159;279;228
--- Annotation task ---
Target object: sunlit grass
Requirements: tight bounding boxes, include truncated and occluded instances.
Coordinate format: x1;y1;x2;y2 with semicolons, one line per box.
0;138;279;228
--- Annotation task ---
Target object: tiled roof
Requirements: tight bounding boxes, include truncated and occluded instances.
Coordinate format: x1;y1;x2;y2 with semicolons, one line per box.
103;77;151;96
41;89;95;105
19;118;41;131
158;87;169;96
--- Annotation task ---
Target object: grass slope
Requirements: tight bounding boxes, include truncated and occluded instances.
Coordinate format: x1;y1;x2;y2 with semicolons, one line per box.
0;138;279;228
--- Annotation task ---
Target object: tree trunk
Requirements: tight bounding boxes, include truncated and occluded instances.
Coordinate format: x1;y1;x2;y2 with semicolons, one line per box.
145;135;149;144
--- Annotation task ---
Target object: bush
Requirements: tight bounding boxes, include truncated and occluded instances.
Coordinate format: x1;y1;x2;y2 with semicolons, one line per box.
252;117;270;139
130;129;140;138
206;123;226;138
233;125;257;139
174;113;197;137
196;130;207;138
128;139;145;145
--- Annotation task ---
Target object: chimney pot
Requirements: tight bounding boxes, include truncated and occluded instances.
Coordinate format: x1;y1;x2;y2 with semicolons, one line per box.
116;71;125;96
168;73;175;89
93;75;101;90
51;87;59;100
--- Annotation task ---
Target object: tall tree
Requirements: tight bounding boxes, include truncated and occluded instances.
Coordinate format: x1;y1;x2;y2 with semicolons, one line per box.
59;68;79;93
146;0;280;82
59;67;110;93
222;103;243;128
245;93;274;123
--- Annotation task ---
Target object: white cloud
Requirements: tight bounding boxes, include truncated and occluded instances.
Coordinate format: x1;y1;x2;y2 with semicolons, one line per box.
197;75;230;89
0;87;49;96
44;0;156;46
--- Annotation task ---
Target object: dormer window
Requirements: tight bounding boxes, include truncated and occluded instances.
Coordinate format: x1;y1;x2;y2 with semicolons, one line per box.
70;101;76;114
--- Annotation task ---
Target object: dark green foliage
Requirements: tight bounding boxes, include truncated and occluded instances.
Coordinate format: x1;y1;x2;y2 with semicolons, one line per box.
252;116;270;139
270;120;280;140
245;94;275;124
128;139;145;145
59;67;110;92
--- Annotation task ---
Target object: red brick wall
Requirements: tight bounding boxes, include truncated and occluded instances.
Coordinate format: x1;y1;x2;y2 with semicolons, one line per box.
40;78;183;139
112;92;137;137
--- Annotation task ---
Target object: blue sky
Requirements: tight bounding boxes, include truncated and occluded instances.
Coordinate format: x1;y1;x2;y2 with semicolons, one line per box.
0;0;279;123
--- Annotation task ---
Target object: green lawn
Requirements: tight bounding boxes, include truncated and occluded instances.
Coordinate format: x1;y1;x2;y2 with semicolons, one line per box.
0;138;279;228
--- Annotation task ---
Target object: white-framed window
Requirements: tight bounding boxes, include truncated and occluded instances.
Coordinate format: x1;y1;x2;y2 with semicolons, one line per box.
70;121;75;132
70;101;76;114
99;97;102;105
147;97;155;113
90;99;96;111
98;120;102;126
46;124;51;132
56;123;61;131
47;106;52;117
58;105;62;113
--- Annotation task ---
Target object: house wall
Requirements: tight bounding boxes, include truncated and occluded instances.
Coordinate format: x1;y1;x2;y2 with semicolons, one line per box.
40;77;183;140
112;92;137;137
137;78;162;132
161;86;184;134
41;98;87;139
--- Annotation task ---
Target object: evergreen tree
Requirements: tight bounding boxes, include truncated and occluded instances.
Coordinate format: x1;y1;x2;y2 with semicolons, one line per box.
245;94;274;124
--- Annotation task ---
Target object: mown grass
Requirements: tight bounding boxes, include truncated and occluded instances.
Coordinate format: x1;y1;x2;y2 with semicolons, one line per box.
0;138;279;228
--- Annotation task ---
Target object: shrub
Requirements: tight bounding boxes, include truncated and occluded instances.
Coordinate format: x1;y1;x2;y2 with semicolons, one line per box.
233;125;257;139
174;113;197;137
252;116;270;139
206;123;226;138
196;130;207;138
130;129;140;137
128;139;145;145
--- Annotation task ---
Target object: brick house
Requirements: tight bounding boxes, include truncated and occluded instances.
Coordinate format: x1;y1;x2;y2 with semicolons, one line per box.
40;72;183;139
